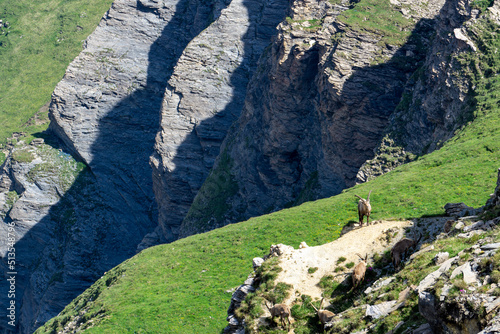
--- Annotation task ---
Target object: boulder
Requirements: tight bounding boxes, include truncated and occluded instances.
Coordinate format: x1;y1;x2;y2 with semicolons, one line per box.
434;252;449;265
252;257;264;269
445;203;479;218
366;301;397;319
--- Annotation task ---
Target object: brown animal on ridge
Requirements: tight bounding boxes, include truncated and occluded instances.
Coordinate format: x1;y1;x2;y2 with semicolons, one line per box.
391;234;422;270
351;253;368;290
355;191;372;226
310;298;335;330
265;301;291;330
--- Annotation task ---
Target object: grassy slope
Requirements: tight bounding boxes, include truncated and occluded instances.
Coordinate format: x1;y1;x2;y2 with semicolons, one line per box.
35;2;500;334
35;106;499;333
0;0;113;151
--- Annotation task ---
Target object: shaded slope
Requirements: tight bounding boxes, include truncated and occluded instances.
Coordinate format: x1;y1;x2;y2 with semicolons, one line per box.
181;0;478;237
35;92;499;332
1;0;233;332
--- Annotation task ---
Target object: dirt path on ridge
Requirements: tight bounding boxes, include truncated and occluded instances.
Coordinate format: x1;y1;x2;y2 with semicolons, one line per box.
275;220;414;305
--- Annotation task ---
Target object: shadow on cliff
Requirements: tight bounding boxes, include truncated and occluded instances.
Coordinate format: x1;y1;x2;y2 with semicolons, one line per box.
180;0;471;239
0;0;249;332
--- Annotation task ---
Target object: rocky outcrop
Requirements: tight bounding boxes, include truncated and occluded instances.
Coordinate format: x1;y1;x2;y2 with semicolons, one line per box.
48;0;230;246
227;169;500;333
0;142;125;334
357;0;482;182
180;0;449;236
3;0;258;331
150;0;289;240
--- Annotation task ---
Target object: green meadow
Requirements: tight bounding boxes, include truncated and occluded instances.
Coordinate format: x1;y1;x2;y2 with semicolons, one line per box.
25;0;500;333
36;91;500;332
0;0;113;153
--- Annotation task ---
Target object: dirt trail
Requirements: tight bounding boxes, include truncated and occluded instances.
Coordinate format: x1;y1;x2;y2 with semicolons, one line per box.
275;220;414;305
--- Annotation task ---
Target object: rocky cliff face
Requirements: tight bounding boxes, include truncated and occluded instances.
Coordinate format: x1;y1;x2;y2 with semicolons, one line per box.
150;0;289;241
181;0;475;236
1;0;494;332
1;0;287;331
0;141;123;334
357;0;480;182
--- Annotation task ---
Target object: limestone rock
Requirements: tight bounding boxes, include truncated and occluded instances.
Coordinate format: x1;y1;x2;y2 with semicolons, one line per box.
481;243;500;251
366;301;397;319
154;0;289;240
253;257;264;269
418;257;457;292
434;252;450;265
462;262;479;285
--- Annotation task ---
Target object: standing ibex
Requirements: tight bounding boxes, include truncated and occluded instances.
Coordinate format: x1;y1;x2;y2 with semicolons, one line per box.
355;191;372;226
391;233;422;270
309;298;335;330
351;253;368;290
265;301;291;330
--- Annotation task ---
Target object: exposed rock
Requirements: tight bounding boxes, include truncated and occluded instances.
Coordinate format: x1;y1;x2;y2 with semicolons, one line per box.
252;257;264;269
455;221;466;230
418;257;457;292
0;143;129;333
478;316;500;334
365;300;397;319
434;252;450;265
299;241;309;249
30;138;44;146
445;202;480;218
485;297;500;314
464;220;486;232
462;262;479;285
458;230;486;238
154;0;289;240
440;284;452;301
481;243;500;251
419;292;437;328
182;0;449;234
451;263;468;280
365;276;395;294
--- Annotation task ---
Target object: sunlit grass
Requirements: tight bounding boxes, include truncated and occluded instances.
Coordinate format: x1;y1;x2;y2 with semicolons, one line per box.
0;0;113;150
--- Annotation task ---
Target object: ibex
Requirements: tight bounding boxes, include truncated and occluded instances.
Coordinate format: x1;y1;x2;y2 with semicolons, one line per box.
355;191;372;226
309;298;335;330
351;253;368;290
391;233;422;270
265;301;291;330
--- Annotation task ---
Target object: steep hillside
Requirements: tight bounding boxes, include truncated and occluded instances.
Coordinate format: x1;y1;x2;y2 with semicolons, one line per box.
35;97;499;334
3;0;500;333
179;0;482;237
0;0;113;150
231;194;500;333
